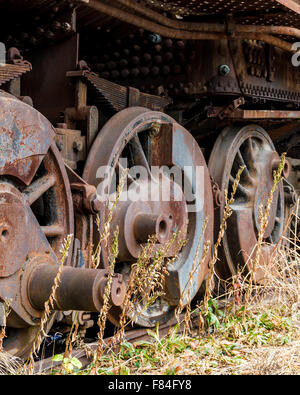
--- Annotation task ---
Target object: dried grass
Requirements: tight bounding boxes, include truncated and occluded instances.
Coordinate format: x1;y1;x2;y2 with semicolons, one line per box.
3;154;298;376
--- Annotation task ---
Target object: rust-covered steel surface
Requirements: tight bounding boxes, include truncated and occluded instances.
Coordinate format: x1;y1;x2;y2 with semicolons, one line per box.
1;0;300;35
2;0;299;22
75;0;300;38
142;0;300;29
0;91;53;185
27;265;126;311
0;0;299;359
0;91;126;357
144;0;300;17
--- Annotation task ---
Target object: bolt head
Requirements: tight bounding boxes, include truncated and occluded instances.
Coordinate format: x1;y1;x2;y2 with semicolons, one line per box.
218;64;230;76
91;196;102;212
73;140;83;152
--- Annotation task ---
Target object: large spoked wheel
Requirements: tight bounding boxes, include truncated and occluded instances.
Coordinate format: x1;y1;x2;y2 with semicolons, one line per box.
209;124;286;283
2;142;74;358
83;107;214;327
0;93;73;358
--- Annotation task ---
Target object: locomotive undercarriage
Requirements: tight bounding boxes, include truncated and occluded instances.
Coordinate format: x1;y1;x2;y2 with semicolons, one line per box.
0;0;299;357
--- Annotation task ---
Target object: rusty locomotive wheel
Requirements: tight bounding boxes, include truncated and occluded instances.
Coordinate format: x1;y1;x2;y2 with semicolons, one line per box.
208;124;286;283
0;92;74;357
83;107;214;327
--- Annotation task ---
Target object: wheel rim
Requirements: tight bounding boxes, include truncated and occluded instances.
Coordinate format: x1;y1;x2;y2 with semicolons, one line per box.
83;107;214;327
209;124;285;283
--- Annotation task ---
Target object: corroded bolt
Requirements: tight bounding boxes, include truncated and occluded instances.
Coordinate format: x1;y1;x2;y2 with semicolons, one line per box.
218;64;230;76
45;30;54;39
56;141;64;151
121;69;130;78
107;61;117;70
111;70;120;79
131;68;140;77
141;67;150;76
149;122;161;137
101;71;110;79
36;27;45;36
52;21;61;31
164;39;173;48
143;53;151;62
91;195;102;213
165;52;173;61
131;56;140;65
151;66;159;76
73;140;83;152
119;59;128;67
162;65;170;75
154;55;162;64
62;22;72;32
133;45;141;52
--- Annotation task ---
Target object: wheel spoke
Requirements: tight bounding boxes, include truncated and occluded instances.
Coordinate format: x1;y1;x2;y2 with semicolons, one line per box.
23;174;56;205
229;175;251;198
118;160;139;186
247;137;257;160
41;224;65;237
129;134;152;178
235;149;254;184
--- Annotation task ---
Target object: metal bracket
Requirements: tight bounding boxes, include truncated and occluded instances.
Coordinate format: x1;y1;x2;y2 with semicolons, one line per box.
207;96;245;119
283;178;298;206
210;176;223;207
66;164;102;214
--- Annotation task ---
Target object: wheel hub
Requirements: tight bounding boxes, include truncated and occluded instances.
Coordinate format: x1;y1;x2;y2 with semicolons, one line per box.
112;177;188;261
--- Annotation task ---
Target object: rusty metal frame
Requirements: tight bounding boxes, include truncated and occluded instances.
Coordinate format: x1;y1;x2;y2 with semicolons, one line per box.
76;0;298;52
276;0;300;14
67;70;171;115
116;0;300;39
208;108;300;119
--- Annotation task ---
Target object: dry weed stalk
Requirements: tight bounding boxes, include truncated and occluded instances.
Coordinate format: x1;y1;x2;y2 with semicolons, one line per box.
243;154;287;315
203;167;244;308
260;200;300;309
117;235;157;341
115;230;186;345
183;241;210;336
294;196;299;257
134;231;184;311
199;166;245;332
60;311;80;366
0;352;22;375
23;234;73;375
174;218;210;334
94;227;119;367
92;168;129;269
0;328;5;353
